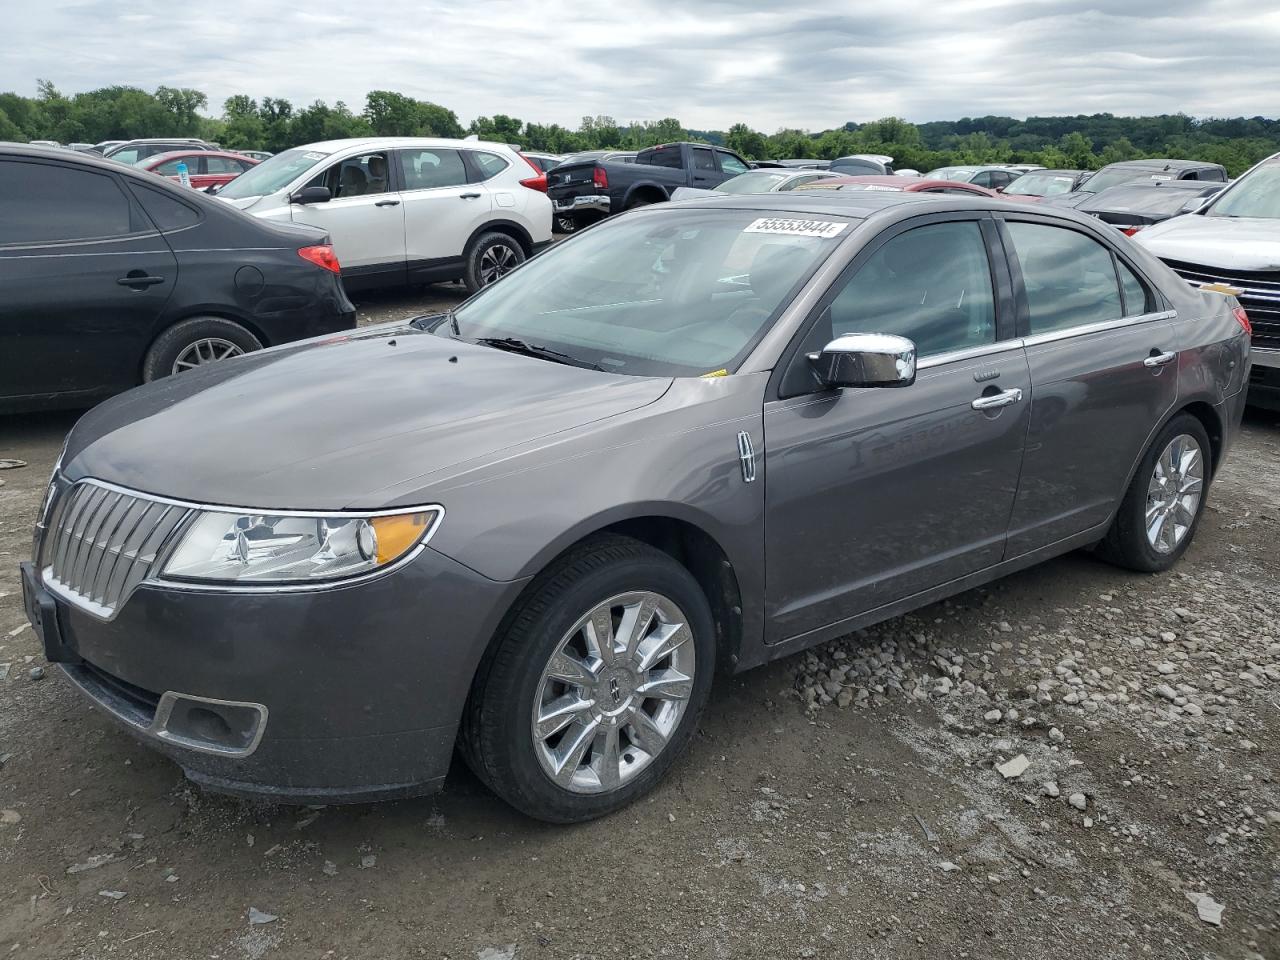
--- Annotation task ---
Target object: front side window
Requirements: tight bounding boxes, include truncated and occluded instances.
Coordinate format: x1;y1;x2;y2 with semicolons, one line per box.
1005;221;1123;334
400;149;468;190
217;148;332;199
308;152;390;198
0;160;137;244
718;152;750;175
205;156;242;174
470;151;510;180
447;209;850;377
692;148;716;171
827;220;996;357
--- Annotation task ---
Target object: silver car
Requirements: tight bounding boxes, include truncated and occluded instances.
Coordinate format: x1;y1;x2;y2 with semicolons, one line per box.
22;193;1249;823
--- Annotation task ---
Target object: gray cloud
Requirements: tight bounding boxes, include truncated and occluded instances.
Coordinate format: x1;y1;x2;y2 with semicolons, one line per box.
5;0;1277;131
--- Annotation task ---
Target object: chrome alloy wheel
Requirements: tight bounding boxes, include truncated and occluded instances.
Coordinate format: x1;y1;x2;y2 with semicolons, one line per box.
1145;433;1204;554
172;337;245;374
531;591;695;794
478;242;520;286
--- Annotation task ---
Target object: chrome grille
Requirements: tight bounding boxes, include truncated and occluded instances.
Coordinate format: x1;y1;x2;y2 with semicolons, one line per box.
1163;259;1280;350
42;481;193;620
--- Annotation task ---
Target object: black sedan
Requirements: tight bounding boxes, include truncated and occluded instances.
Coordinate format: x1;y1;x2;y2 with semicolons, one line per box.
1075;179;1228;236
0;145;356;413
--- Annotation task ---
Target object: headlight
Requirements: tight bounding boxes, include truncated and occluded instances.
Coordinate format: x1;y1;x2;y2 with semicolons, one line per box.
159;507;442;585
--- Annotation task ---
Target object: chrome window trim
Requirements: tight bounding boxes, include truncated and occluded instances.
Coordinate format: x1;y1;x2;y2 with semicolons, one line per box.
1020;309;1176;348
916;339;1025;370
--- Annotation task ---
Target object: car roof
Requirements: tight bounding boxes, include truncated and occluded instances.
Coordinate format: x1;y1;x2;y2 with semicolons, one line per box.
1020;168;1087;177
291;136;517;153
1100;158;1219;171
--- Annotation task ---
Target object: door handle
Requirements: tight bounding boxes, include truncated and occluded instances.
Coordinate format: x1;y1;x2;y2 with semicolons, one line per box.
116;274;165;289
375;199;400;207
1143;351;1176;368
971;387;1023;411
460;192;482;200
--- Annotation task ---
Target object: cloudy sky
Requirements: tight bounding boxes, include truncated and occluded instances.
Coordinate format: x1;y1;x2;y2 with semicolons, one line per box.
6;0;1279;130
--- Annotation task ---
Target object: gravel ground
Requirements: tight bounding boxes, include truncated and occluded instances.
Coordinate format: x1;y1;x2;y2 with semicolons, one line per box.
0;323;1277;958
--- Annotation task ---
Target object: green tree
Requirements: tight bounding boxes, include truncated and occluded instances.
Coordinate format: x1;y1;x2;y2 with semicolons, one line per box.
725;122;768;160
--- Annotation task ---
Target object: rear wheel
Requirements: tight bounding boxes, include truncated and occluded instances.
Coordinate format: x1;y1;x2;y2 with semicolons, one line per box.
553;213;578;234
463;232;526;293
459;535;715;823
142;317;262;382
1097;413;1211;572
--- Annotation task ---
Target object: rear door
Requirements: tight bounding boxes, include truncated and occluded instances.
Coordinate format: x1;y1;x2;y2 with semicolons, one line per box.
996;214;1179;555
763;215;1030;641
398;146;491;280
0;157;177;404
290;150;406;284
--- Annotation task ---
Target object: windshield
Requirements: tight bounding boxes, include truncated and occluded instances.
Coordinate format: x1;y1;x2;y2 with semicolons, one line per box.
1079;167;1167;194
926;167;977;182
1004;173;1078;196
446;209;852;377
1206;163;1280;218
218;148;330;199
714;172;791;194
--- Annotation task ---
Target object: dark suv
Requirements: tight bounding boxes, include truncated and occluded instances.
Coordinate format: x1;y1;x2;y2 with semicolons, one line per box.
0;145;356;412
1045;159;1229;209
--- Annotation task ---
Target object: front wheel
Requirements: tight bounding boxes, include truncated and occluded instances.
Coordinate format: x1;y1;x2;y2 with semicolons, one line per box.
1097;413;1211;572
459;535;715;823
463;232;526;293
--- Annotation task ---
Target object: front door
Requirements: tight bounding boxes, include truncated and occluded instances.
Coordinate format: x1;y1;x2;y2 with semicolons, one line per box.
996;216;1180;555
764;216;1029;643
0;157;177;404
396;147;492;282
291;150;406;284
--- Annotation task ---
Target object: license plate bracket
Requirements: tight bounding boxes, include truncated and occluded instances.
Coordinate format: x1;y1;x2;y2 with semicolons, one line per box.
20;561;78;664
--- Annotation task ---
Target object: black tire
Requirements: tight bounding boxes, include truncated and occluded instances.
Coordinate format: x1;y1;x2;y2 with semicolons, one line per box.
459;534;716;823
141;316;263;383
625;194;657;211
553;213;577;234
463;232;527;293
1096;413;1212;572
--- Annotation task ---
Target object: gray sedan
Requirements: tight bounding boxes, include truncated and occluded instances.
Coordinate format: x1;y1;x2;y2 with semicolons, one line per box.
22;193;1250;822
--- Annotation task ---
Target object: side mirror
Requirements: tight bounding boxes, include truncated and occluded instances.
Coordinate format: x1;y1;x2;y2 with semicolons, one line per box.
808;333;917;389
289;186;332;205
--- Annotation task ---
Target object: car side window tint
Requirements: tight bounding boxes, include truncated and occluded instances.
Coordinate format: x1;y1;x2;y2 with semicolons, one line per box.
692;148;716;172
828;221;997;357
128;182;202;232
153;158;185;175
205;156;241;174
642;148;683;169
971;171;993;188
718;152;750;175
0;160;136;243
1118;259;1152;317
470;151;510;180
1005;221;1122;334
400;149;468;190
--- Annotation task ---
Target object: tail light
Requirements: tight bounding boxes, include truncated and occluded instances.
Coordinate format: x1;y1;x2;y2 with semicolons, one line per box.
592;165;608;190
1233;304;1252;337
298;244;341;274
518;154;547;192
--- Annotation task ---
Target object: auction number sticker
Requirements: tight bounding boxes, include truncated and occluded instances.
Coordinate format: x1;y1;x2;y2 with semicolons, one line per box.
744;218;849;239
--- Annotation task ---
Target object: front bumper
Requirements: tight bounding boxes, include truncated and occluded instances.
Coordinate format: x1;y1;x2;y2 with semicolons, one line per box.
21;549;528;804
551;194;611;216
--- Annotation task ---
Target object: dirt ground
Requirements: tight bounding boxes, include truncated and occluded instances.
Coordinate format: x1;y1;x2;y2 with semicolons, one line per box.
1;287;1277;960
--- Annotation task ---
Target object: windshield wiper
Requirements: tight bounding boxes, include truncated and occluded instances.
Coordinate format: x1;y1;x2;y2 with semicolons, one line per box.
473;337;604;372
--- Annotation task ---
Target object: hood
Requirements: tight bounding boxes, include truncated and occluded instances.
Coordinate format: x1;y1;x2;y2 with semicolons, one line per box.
65;326;671;510
1134;215;1280;271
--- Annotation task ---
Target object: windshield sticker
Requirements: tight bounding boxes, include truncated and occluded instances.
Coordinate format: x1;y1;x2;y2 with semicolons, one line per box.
744;218;849;239
1053;176;1073;182
857;185;900;192
1149;174;1174;181
302;151;327;161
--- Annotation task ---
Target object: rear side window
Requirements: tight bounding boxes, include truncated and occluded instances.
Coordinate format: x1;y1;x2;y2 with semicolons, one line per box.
641;148;683;169
400;149;468;189
828;220;997;357
692;148;716;171
129;182;202;232
1118;260;1152;316
1005;222;1123;334
469;151;510;180
0;160;137;244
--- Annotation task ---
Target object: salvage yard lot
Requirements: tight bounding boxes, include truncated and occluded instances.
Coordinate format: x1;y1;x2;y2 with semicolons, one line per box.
0;286;1278;959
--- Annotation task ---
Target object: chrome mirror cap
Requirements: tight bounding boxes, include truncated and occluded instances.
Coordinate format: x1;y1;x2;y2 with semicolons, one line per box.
808;333;917;389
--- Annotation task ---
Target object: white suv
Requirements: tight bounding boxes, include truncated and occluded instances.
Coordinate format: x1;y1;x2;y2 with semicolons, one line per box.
217;137;553;293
